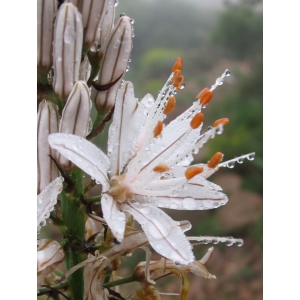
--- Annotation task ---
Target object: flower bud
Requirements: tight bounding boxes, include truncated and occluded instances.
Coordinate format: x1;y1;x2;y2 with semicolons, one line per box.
52;3;83;102
37;100;59;194
92;16;133;113
70;0;110;53
37;239;64;288
57;81;92;169
37;0;57;74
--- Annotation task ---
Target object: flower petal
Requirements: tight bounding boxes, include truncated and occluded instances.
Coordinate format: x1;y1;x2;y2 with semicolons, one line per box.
37;177;63;230
48;133;110;191
122;202;194;265
108;82;144;176
101;194;126;241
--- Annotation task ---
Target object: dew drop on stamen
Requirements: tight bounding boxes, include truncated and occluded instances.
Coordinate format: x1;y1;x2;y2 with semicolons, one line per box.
247;153;255;161
237;157;245;164
226;240;233;246
227;161;235;168
212;238;219;244
130;18;135;24
180;83;185;89
120;13;126;17
126;66;130;72
237;240;244;247
225;70;231;76
114;0;119;7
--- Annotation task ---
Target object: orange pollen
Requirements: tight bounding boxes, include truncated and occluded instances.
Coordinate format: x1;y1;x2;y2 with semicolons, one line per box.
207;152;223;169
172;57;183;72
153;164;170;173
213;118;230;127
196;88;213;106
163;95;176;115
153;121;163;137
190;113;204;129
171;70;184;90
185;167;204;180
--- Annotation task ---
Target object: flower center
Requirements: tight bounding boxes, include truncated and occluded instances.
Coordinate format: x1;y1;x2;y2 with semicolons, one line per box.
108;174;134;202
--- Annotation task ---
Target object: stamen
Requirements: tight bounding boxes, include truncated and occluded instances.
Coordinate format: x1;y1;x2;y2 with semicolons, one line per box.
190;113;204;129
153;164;170;173
188;236;244;247
196;88;213;106
153;121;163;137
210;69;230;92
185;166;204;180
218;152;255;168
172;57;183;72
213;118;230;127
207;152;223;169
163;95;176;115
171;70;184;90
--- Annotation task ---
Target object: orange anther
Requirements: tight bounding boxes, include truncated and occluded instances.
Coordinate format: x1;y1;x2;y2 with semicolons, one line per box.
153;121;163;138
185;167;204;180
207;152;223;169
171;70;184;90
163;95;176;115
172;57;183;72
153;164;170;173
190;113;204;129
213;118;230;127
196;88;213;106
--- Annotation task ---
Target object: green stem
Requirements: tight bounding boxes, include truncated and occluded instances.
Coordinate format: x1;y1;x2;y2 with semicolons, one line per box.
85;195;102;203
60;168;87;300
53;268;65;278
38;282;68;294
102;275;136;289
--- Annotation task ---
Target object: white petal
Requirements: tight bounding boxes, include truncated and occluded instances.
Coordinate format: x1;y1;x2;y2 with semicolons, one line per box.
48;133;109;191
122;202;194;265
108;82;144;176
37;177;63;230
101;194;126;241
135;182;227;210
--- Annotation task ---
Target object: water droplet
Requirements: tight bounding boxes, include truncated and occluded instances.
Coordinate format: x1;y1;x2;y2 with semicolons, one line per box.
247;153;255;161
227;161;235;169
173;90;177;95
132;33;135;37
180;83;185;89
212;238;219;244
114;0;119;6
126;65;130;72
193;148;199;154
225;70;231;76
130;18;135;24
237;240;244;247
237;157;245;164
216;78;223;85
226;240;233;246
212;201;220;208
215;126;223;135
140;206;151;215
120;13;126;17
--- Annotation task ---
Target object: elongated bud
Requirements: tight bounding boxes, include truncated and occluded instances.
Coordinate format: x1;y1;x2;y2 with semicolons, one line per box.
37;0;57;74
52;3;83;102
70;0;110;53
92;16;133;113
37;239;65;288
37;101;59;194
99;0;115;49
58;81;92;169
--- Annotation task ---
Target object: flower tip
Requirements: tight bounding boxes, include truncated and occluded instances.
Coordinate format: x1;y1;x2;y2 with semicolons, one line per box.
207;152;223;169
213;118;230;127
172;57;183;72
197;88;213;106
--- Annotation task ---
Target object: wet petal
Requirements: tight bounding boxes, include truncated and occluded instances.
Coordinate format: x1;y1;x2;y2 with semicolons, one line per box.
48;133;110;191
37;177;63;230
101;194;126;241
122;202;194;265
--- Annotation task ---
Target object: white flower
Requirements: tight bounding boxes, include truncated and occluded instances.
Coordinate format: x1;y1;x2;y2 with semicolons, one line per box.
48;60;254;265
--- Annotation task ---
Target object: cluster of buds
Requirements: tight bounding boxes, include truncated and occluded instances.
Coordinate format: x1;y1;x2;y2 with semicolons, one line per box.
37;1;255;299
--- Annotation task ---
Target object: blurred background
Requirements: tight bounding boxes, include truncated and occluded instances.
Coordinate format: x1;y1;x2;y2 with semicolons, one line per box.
106;0;263;299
